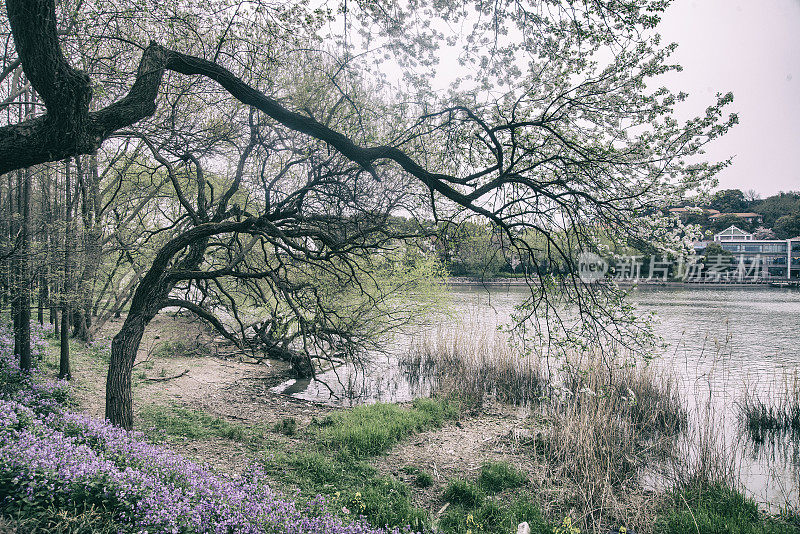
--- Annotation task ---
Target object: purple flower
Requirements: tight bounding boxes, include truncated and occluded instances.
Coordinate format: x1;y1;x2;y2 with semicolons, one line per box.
0;327;418;534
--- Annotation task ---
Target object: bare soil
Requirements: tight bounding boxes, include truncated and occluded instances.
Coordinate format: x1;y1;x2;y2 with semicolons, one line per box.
375;402;541;513
71;313;333;470
70;313;539;509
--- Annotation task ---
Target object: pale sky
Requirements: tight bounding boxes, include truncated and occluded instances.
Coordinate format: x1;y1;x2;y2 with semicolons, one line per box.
658;0;800;196
328;0;799;197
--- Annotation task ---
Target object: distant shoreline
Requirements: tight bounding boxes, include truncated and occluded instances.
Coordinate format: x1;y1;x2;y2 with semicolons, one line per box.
447;276;799;289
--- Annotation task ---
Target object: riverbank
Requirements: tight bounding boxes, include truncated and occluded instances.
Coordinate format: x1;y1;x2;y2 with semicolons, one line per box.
2;314;799;533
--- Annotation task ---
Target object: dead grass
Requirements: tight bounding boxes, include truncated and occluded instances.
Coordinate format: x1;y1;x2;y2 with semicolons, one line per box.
400;324;547;410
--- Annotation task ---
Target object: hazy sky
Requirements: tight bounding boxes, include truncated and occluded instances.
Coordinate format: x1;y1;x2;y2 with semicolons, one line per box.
658;0;800;196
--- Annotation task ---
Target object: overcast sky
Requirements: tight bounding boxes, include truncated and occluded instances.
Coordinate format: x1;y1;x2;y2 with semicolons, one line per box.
658;0;800;196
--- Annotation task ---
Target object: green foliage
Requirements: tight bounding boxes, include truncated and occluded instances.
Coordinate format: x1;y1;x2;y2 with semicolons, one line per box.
477;461;527;493
439;221;506;278
273;416;298;436
752;192;800;227
703;242;733;261
438;496;551;534
711;189;748;213
711;214;754;233
313;398;458;457
553;516;581;534
137;404;262;443
656;484;800;534
0;505;129;534
0;470;132;534
442;478;485;508
773;214;800;239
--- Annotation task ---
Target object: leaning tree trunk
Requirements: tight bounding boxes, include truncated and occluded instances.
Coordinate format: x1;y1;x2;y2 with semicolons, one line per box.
105;227;211;429
106;312;149;428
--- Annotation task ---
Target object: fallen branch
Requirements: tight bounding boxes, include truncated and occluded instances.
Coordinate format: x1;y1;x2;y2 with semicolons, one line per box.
145;369;189;381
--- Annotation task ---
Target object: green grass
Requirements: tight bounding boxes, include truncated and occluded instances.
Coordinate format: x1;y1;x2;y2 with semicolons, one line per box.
273;417;298;436
438;496;551;534
0;505;128;534
313;397;459;456
152;340;211;359
477;461;528;493
345;477;428;532
656;484;800;534
138;404;264;444
443;478;485;508
414;470;434;488
263;450;429;531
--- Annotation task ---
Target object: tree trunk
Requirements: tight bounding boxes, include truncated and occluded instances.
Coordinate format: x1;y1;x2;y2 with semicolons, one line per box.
13;165;32;372
105;313;149;428
59;159;72;380
18;166;32;370
37;269;46;325
59;304;71;379
104;226;212;428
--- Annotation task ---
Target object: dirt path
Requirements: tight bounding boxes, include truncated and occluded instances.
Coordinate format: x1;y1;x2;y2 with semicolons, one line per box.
70;314;330;462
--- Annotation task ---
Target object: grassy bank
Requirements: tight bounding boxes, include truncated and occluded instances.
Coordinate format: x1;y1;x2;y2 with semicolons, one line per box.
2;320;800;533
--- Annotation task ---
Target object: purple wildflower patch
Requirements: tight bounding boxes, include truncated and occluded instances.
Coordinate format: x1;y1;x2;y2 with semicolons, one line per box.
0;328;415;534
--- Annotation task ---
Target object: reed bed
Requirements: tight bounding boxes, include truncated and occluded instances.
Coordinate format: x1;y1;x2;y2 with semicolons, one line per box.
739;371;800;442
535;356;689;533
400;324;548;410
402;324;704;533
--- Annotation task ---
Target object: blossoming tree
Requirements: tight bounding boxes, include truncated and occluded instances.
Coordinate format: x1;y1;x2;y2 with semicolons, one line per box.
0;0;736;428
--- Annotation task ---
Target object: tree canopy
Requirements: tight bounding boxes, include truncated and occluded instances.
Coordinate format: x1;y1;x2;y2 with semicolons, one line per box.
0;0;737;428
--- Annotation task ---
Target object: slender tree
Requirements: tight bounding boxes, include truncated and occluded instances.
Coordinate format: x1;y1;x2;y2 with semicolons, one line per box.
59;158;72;380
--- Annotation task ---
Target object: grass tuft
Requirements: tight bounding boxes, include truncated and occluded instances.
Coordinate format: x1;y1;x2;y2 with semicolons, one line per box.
477;461;527;493
438;496;551;534
442;478;485;508
656;483;800;534
740;373;800;443
313;398;458;457
414;470;434;488
273;417;298;436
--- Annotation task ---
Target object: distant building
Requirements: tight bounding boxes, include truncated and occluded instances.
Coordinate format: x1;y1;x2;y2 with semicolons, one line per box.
713;225;753;242
668;207;720;219
709;225;800;279
708;212;763;224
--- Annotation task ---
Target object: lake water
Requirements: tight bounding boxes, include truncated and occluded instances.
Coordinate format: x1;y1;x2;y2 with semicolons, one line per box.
273;284;800;507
